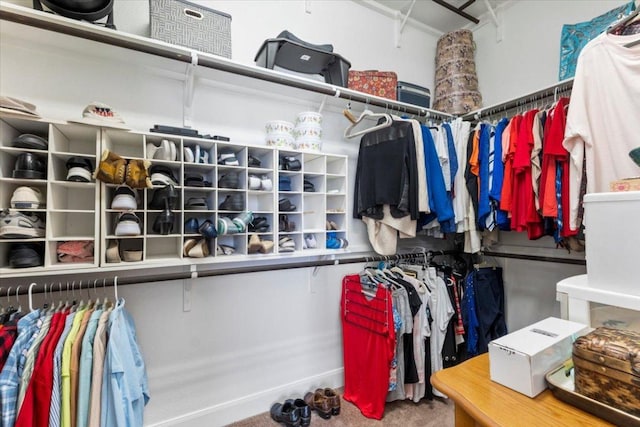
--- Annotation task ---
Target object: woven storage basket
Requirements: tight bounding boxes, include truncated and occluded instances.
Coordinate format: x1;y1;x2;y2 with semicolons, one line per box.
434;29;481;114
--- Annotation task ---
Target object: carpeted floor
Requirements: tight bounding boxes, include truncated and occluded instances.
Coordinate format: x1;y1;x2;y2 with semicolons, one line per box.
228;394;454;427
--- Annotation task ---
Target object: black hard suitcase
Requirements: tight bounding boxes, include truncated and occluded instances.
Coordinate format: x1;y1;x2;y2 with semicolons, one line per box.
397;81;431;108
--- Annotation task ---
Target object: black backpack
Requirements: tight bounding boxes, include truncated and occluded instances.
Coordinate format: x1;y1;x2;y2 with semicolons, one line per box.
33;0;116;29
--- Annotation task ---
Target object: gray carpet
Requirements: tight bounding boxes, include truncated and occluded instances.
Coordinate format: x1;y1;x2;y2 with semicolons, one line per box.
228;393;454;427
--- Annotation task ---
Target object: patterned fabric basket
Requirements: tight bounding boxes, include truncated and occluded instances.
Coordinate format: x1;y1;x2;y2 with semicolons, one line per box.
434;29;481;114
149;0;232;58
348;70;398;100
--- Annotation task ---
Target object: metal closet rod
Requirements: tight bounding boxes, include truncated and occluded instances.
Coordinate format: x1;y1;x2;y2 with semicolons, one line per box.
0;3;454;122
482;251;586;266
462;78;574;121
5;251;459;295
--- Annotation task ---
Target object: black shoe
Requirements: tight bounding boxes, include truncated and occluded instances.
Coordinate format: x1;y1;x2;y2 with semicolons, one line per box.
149;184;178;209
66;157;94;182
13;152;46;179
248;216;270;232
286;399;310;427
153;208;175;235
218;172;239;189
9;243;43;268
218;193;244;211
270;401;300;427
12;134;48;150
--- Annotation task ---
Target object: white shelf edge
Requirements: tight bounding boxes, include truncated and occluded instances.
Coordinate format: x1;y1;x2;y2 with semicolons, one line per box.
557;275;640;312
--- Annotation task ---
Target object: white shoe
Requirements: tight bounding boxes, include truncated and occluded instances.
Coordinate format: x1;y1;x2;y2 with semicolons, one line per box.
183;146;195;163
0;209;46;238
11;186;45;209
111;186;138;210
114;212;141;236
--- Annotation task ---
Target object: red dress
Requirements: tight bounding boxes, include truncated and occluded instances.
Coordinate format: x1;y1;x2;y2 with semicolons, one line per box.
341;275;395;420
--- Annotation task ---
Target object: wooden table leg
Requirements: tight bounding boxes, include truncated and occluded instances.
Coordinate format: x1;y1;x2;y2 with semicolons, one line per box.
454;404;476;427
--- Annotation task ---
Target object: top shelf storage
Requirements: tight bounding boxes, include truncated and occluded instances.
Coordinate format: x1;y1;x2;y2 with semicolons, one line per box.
0;2;454;121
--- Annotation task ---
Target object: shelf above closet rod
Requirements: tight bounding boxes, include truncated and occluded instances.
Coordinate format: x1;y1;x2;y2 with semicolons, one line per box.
7;250;459;294
0;1;455;121
462;77;574;121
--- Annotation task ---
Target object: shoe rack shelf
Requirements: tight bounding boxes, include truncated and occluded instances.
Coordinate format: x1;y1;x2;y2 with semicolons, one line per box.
0;114;100;275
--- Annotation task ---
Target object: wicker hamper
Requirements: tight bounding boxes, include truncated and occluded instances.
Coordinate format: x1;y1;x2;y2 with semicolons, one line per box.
433;29;482;114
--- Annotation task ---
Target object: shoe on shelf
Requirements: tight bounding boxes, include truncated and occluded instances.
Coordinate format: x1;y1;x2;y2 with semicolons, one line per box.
218;193;244;211
12;133;48;150
95;149;126;185
218;172;240;189
232;210;253;233
270;401;301;427
248;216;270;233
149;184;178;210
111;186;138;210
278;236;295;253
216;216;239;235
185;197;209;210
247;154;261;167
11;186;45;209
105;240;121;263
8;243;43;268
218;150;239;166
279;175;292;191
198;220;218;239
303;179;315;192
185;174;211;187
126;158;152;189
152;208;174;235
183;146;195;163
278;198;296;212
66;157;94;182
149;164;178;186
13;152;46;180
279;214;296;232
248;234;274;254
304;390;332;420
216;244;236;255
123;250;143;262
304;234;317;249
280;156;301;171
183;238;210;258
114;212;141;236
0;209;46;238
146;139;177;161
184;217;199;234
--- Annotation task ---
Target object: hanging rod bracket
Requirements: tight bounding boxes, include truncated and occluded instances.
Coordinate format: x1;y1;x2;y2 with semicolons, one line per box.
183;51;198;129
483;0;502;43
395;0;417;48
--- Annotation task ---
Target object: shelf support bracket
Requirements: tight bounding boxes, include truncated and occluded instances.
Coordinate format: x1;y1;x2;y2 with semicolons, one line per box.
395;0;416;48
483;0;503;43
183;265;197;312
183;51;198;128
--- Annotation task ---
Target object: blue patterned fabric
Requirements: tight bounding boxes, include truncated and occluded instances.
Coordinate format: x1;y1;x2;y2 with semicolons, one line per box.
559;1;635;80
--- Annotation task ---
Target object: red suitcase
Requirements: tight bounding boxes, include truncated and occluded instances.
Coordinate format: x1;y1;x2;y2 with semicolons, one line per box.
348;70;397;100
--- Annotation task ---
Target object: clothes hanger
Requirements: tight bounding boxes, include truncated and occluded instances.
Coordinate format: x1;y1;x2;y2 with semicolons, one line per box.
344;107;393;139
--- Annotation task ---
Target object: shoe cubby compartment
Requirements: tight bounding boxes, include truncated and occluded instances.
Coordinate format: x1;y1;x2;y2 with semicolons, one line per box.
184;166;215;189
302;232;323;251
183;213;216;237
277;233;301;254
48;182;97;211
216;234;244;255
146;210;181;237
217;143;246;167
103;130;144;158
47;239;96;268
303;173;324;193
145;236;181;262
49;154;96;182
106;238;145;263
326;231;347;250
1;149;48;180
105;185;142;211
247;147;274;170
1;182;47;211
148;187;183;211
326;176;346;194
278;213;300;233
217;168;245;190
106;211;143;238
303;153;325;174
326;214;345;231
248;193;273;213
326;156;347;175
246;171;273;192
149;162;182;186
278;171;301;192
144;135;181;163
48;211;94;239
0;116;49;145
278;193;301;214
302;194;325;231
49;124;99;155
0;240;45;272
326;194;346;213
217;190;246;212
248;213;273;234
183;137;215;165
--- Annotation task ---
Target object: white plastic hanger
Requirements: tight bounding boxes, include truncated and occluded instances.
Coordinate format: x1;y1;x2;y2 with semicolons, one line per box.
344;108;393;139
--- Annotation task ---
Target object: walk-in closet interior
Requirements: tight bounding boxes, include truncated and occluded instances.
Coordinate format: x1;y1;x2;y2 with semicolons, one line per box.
1;0;638;426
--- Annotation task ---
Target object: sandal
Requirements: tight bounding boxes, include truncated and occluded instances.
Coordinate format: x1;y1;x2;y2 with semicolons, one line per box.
278;198;296;212
249;217;270;233
216;244;236;255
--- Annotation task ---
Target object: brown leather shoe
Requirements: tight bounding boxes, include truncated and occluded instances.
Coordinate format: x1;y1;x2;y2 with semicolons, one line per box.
125;159;152;189
95;149;126;184
304;391;331;419
320;388;340;415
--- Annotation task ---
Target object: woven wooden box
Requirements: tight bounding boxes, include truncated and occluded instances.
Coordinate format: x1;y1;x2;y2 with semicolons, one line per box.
573;327;640;417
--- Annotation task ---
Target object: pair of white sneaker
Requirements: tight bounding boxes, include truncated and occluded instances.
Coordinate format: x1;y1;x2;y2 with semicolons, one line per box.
147;139;177;161
184;145;209;164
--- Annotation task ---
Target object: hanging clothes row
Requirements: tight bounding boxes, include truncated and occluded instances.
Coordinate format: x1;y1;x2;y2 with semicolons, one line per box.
340;253;507;420
350;96;580;255
0;284;149;427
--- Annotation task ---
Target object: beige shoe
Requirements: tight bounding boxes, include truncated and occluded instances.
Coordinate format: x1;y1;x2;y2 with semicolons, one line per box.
187;239;210;258
105;240;121;263
248;234;262;254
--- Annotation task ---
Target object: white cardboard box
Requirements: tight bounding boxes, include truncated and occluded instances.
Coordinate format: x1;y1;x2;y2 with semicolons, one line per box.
488;317;588;397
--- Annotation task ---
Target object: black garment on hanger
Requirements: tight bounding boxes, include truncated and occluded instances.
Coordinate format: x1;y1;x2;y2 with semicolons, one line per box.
354;120;419;221
465;130;479;225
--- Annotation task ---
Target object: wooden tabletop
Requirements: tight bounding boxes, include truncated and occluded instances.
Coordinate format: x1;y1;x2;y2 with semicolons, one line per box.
430;353;613;427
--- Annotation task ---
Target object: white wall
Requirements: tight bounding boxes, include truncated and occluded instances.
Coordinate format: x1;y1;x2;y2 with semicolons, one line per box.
0;2;442;425
473;0;632;106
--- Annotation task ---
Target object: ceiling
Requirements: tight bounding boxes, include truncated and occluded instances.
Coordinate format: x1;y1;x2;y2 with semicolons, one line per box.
358;0;509;34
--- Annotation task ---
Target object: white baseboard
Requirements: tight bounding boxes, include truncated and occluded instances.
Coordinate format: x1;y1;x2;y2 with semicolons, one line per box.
146;368;345;427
